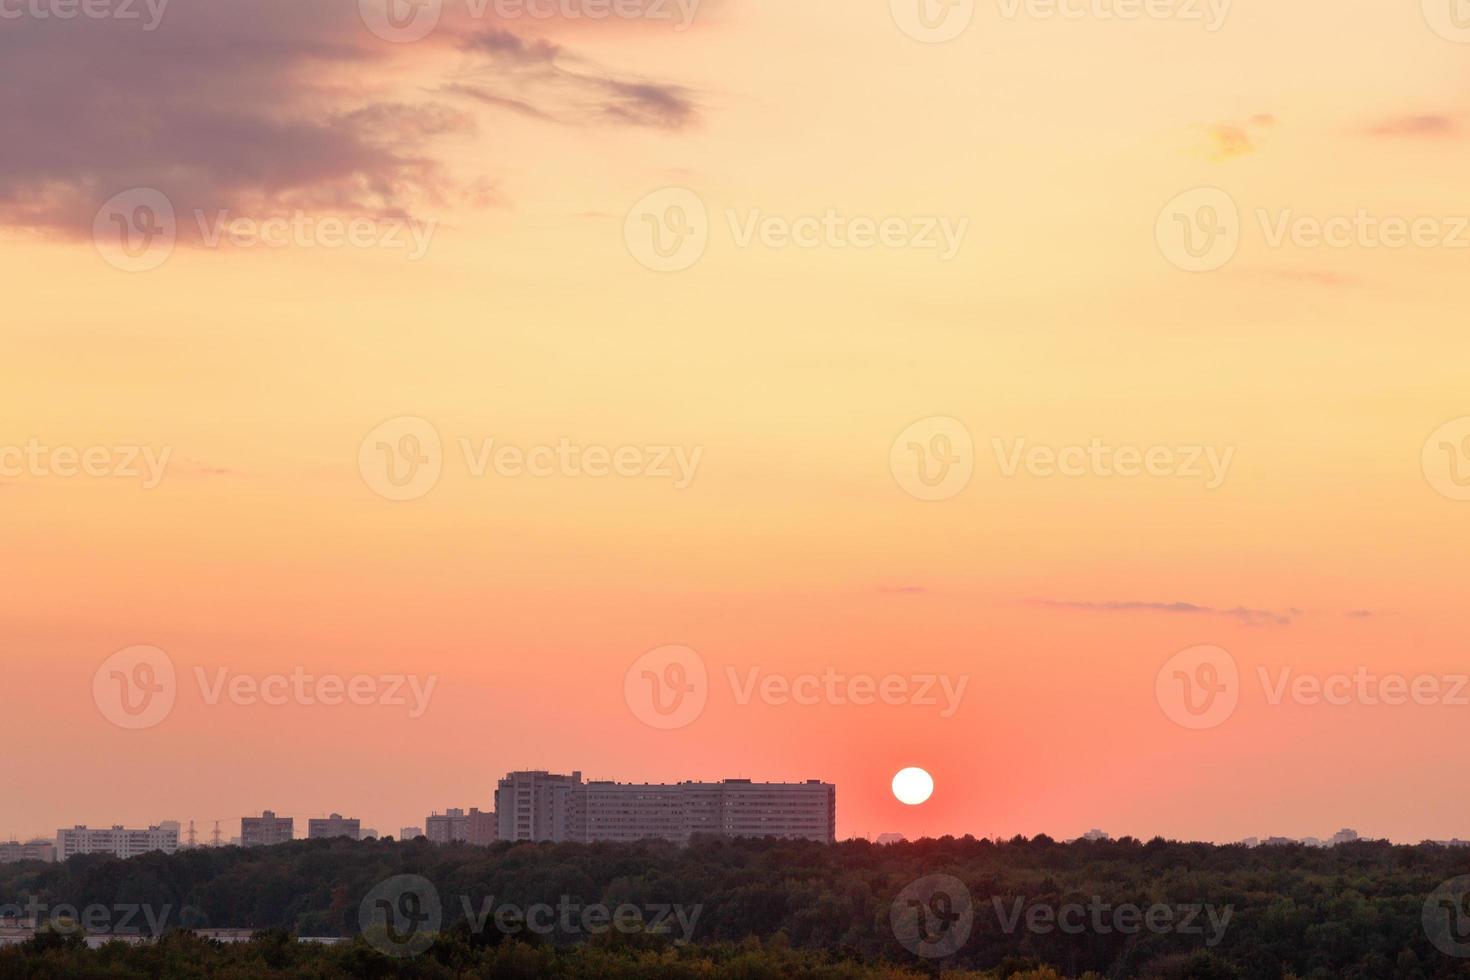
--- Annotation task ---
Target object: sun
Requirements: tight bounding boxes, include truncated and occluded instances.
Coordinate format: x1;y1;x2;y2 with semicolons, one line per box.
891;767;934;806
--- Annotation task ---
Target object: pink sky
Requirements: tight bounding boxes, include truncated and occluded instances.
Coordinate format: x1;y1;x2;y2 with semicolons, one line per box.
2;0;1469;844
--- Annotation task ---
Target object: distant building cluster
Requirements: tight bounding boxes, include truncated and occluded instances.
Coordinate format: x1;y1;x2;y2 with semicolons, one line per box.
17;771;836;864
1243;828;1362;848
495;771;837;844
0;839;55;864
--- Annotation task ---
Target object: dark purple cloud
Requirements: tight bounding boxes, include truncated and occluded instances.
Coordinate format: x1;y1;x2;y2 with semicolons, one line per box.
1028;599;1294;627
0;2;697;238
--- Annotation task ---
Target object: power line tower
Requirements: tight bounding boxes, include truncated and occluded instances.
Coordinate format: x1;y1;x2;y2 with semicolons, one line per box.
211;821;222;848
186;820;198;848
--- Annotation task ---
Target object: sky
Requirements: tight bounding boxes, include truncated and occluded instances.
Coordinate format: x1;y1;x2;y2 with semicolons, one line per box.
2;0;1469;846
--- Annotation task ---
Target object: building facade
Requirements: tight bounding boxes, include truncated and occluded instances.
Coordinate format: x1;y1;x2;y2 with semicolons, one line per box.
0;839;56;863
240;811;294;847
494;771;835;844
306;814;360;840
55;824;179;861
400;826;424;840
426;807;497;844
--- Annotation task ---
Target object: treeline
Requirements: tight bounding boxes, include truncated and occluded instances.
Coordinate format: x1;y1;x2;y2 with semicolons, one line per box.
3;834;1470;979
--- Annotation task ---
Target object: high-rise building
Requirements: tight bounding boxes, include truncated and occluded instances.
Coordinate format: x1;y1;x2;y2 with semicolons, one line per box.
496;771;583;843
1331;828;1360;846
240;811;294;847
0;839;56;863
494;771;836;844
55;824;179;861
306;814;360;840
400;827;425;840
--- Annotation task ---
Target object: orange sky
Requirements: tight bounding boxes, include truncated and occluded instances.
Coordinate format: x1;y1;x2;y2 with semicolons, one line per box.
2;0;1469;844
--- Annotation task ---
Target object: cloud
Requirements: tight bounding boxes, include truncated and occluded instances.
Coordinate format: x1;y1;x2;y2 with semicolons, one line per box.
447;28;697;130
1028;599;1294;626
1366;114;1458;138
1250;268;1358;288
1203;114;1275;161
0;5;697;240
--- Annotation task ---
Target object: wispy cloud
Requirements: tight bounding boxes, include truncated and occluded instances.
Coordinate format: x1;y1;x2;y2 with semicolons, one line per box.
1028;599;1295;627
1366;114;1459;138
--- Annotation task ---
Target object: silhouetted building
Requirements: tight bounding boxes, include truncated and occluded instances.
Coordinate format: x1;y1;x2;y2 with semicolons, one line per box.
241;811;294;847
306;814;360;840
495;771;835;844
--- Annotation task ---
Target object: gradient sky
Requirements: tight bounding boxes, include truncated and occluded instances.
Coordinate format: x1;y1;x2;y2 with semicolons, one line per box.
2;0;1469;845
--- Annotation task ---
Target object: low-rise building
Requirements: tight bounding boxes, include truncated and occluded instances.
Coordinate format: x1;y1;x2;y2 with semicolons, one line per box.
306;814;360;840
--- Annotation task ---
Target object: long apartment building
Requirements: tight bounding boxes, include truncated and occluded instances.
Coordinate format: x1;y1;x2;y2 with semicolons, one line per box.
495;771;836;844
55;823;179;861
